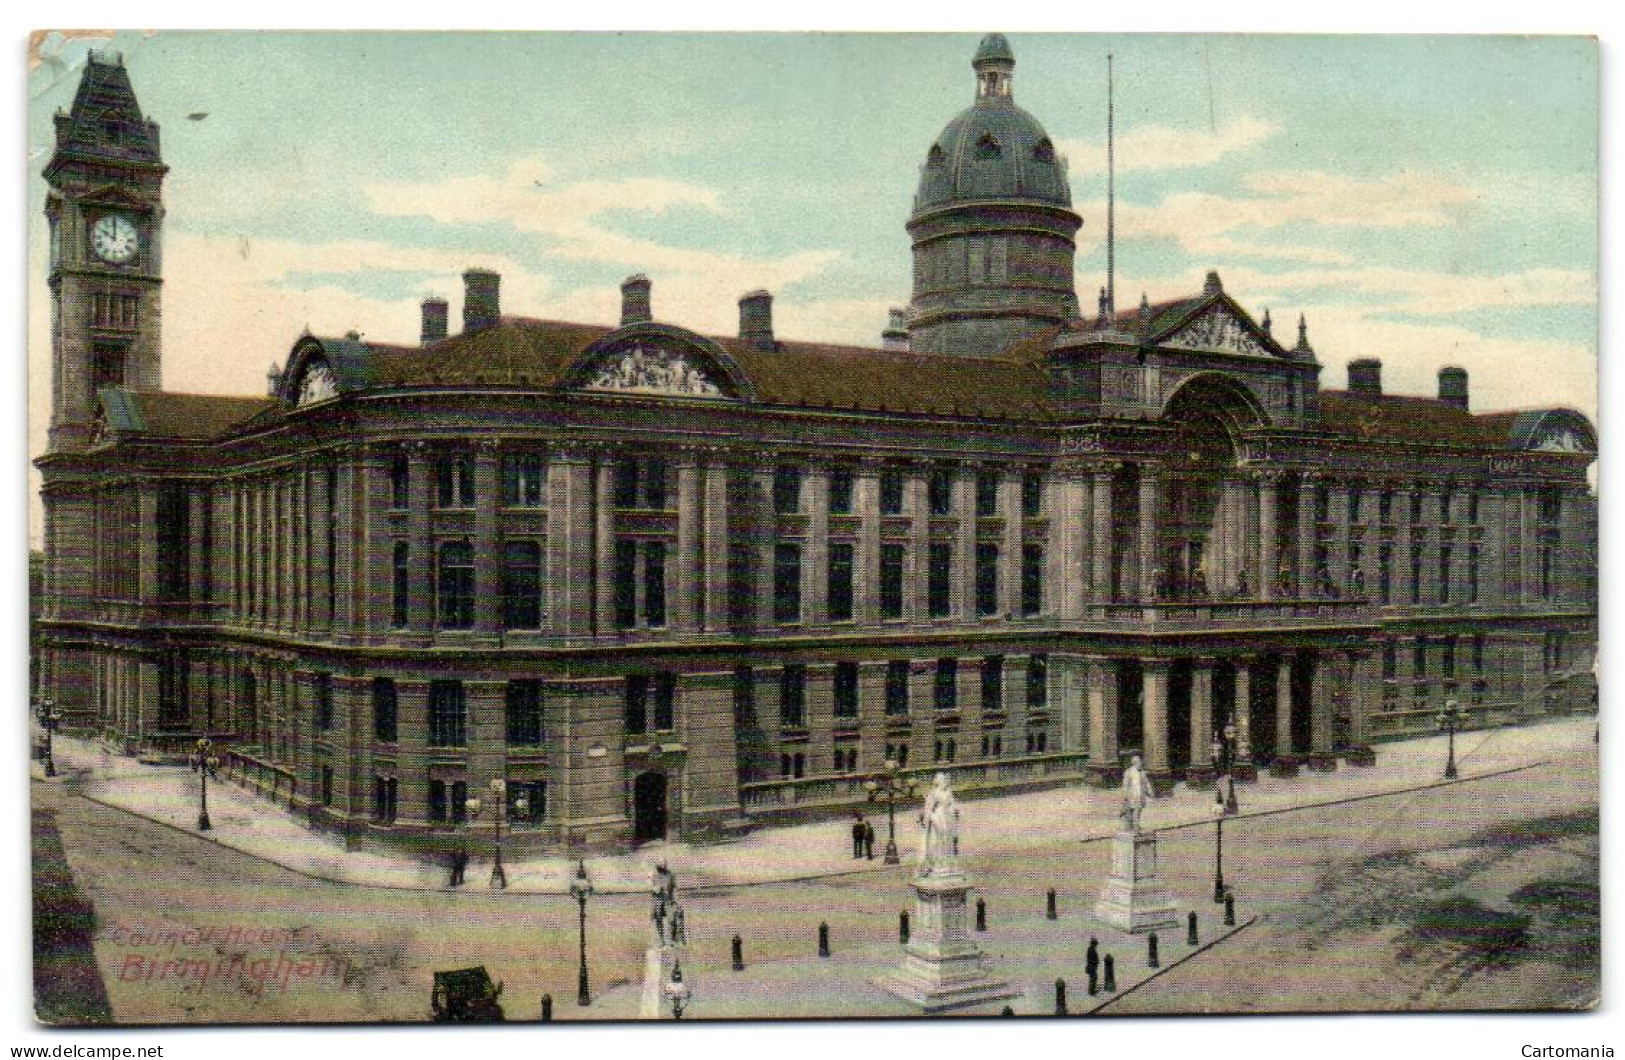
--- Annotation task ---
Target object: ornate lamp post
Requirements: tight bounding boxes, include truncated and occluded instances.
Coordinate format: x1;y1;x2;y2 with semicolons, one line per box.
1220;718;1240;815
864;759;918;865
465;778;520;890
1436;699;1463;780
664;958;691;1020
36;699;61;778
1210;798;1228;902
189;737;220;831
1210;718;1239;902
569;859;594;1006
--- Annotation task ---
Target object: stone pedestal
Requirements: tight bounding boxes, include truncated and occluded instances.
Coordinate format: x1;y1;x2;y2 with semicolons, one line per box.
874;868;1018;1012
639;944;684;1019
1093;830;1179;934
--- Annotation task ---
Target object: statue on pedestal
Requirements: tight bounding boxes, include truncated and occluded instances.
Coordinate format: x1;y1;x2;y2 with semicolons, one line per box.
1119;754;1153;833
917;772;962;876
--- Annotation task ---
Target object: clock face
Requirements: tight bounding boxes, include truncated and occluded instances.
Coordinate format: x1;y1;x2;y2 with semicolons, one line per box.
91;214;140;265
297;360;339;406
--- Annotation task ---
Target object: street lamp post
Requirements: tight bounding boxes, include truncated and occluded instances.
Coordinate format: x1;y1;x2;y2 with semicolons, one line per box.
1211;799;1227;902
1210;717;1240;902
466;779;520;890
864;759;918;865
189;737;220;831
1436;699;1463;780
569;859;594;1006
664;958;691;1020
37;699;61;778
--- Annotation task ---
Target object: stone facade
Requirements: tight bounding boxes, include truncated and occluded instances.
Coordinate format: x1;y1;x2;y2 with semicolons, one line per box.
35;43;1597;855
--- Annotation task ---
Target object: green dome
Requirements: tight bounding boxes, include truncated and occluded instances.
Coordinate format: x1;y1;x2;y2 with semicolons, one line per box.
913;36;1071;214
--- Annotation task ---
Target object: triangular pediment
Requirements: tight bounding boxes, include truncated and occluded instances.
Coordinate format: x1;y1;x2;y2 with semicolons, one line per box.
75;183;157;211
1161;299;1280;357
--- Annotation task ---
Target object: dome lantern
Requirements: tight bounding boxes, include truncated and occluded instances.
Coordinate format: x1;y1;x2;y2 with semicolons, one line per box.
973;33;1015;101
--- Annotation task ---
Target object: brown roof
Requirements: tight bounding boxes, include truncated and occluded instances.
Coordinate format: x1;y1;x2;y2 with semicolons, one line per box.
114;391;277;440
1317;390;1516;449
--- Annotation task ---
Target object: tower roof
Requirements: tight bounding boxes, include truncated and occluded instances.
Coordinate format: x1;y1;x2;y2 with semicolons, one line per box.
47;51;162;178
913;35;1071;215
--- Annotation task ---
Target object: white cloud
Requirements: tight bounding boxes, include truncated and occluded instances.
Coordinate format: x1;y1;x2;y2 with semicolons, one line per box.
1220;263;1595;316
1058;116;1278;176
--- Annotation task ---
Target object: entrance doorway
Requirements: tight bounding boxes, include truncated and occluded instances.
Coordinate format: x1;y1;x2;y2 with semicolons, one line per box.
632;771;669;843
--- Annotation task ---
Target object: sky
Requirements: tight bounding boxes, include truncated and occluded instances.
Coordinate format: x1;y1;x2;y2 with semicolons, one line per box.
23;30;1598;544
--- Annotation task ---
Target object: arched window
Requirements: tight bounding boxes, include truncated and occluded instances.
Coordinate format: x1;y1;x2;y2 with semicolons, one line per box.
975;134;1002;160
436;541;474;629
927;144;946;168
502;540;543;629
1033;138;1055;163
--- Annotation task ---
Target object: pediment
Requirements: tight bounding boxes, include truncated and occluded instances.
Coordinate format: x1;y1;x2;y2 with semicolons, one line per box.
75;183;156;211
1163;303;1276;358
580;341;730;399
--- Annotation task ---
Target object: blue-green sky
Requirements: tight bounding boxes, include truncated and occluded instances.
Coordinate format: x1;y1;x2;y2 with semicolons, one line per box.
25;30;1597;540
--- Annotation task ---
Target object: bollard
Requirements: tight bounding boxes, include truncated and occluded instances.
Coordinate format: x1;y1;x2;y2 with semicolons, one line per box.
1046;889;1058;920
819;921;831;958
976;898;987;932
540;993;553;1022
1187;910;1199;946
732;934;745;972
1001;1005;1015;1017
1148;932;1160;969
899;910;910;945
1103;955;1116;993
1224;891;1236;927
1054;978;1067;1016
1088;968;1098;996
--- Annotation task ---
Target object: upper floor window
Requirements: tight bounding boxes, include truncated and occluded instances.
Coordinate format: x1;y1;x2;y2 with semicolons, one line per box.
1021;543;1044;617
885;661;910;716
502;540;543;629
975;470;1000;518
501;453;545;507
880;470;905;516
1468;491;1481;524
927;542;953;618
372;677;398;742
982;656;1004;713
391;542;410;628
828;467;855;515
613;460;639;508
773;466;803;514
506;679;543;746
879;543;905;620
780;665;806;728
1378;490;1394;524
833;662;859;719
1348;488;1363;524
436;540;475;629
934;658;958;711
1027;653;1049;710
643;460;669;511
390;453;410;510
428;680;466;747
1410;493;1425;524
435;451;475;508
975;543;1000;617
1021;472;1044;518
828;542;855;622
314;672;333;731
928;467;955;516
774;542;802;624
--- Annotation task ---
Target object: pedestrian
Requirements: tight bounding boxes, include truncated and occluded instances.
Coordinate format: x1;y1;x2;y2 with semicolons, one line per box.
449;845;468;887
852;811;866;859
863;819;876;860
1085;937;1099;980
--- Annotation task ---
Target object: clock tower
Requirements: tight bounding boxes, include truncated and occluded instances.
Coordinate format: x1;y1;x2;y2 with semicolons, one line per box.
44;51;166;453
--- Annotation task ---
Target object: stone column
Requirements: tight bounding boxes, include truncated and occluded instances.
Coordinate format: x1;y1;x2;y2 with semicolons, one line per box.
394;679;430;825
1057;466;1086;619
1396;482;1416;605
551;448;596;639
751;463;778;630
1091;466;1115;602
1141;659;1172;791
136;484;160;605
1232;659;1256;780
1307;655;1337;771
953;464;976;620
999;468;1022;617
906;464;930;622
1345;650;1377;763
1273;657;1298;774
406;445;433;632
1084;658;1121;786
1328;479;1350;595
1188;660;1215;785
1137;465;1161;602
1480;487;1505;607
593;457;617;634
703;458;731;632
855;460;882;624
474;442;502;635
675;455;702;633
1296;473;1317;598
310;461;333;631
187;490;208;608
1257;472;1278;601
1415;483;1437;606
1518;485;1538;605
804;463;830;625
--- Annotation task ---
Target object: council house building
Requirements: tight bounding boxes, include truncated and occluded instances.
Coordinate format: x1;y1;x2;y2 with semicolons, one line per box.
35;40;1597;853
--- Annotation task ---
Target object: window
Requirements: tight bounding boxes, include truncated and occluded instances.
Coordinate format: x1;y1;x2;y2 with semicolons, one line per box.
880;471;905;515
1467;544;1480;603
508;780;545;823
644;460;668;511
506;680;543;746
982;656;1004;713
733;667;757;727
1348;488;1363;524
828;542;855;622
1027;653;1048;710
774;542;802;623
625;675;649;735
974;134;1002;160
435;451;475;508
828;467;855;515
1468;491;1481;525
652;672;676;731
885;661;910;716
929;467;955;516
391;453;410;510
430;779;468;825
934;658;958;711
1472;634;1485;674
1314;486;1330;523
314;673;333;731
92;342;125;389
428;681;466;747
1539;544;1554;600
1378;544;1393;604
614;540;637;629
1379;490;1394;524
1413;639;1428;680
320;765;334;807
502;541;543;629
1440;491;1453;524
372;776;398;823
436;541;475;629
780;665;806;727
1022;472;1043;518
155;486;190;601
1021;543;1044;616
372;678;397;742
158;653;190;729
880;543;905;619
613;460;639;508
1410;548;1423;604
391;542;410;628
928;542;952;618
644;542;667;628
501;453;544;507
1439;546;1453;603
773;466;803;514
975;543;1000;616
1410;493;1424;524
833;743;859;773
1443;638;1457;679
1382;642;1397;680
91;292;140;329
834;662;859;719
429;780;447;823
976;470;999;517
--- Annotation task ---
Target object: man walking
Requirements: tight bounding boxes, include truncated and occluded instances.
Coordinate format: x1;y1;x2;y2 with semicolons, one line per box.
852;811;866;859
863;819;876;860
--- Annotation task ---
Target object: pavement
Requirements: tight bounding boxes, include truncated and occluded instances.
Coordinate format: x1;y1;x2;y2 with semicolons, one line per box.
34;715;1591;896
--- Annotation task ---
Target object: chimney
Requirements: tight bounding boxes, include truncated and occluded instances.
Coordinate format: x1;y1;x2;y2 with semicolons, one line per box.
267;362;283;397
739;289;774;351
882;307;910;352
421;297;449;345
1347;358;1382;395
621;274;653;326
462;269;501;333
1438;366;1469;411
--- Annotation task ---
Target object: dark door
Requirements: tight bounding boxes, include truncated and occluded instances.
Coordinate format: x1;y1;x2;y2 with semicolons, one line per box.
633;771;668;843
